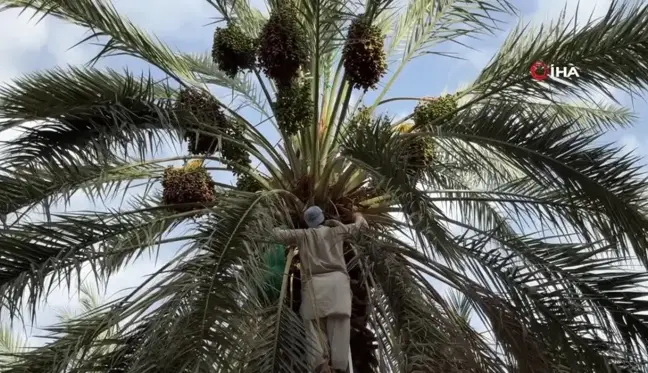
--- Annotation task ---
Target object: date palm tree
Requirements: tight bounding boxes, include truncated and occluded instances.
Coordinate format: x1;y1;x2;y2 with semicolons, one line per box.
1;0;648;372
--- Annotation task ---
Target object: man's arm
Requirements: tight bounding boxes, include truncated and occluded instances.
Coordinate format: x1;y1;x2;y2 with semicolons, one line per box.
269;227;305;245
330;212;367;237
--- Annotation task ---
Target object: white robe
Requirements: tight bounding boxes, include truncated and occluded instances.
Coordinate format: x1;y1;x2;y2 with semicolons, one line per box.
270;217;365;320
300;271;352;320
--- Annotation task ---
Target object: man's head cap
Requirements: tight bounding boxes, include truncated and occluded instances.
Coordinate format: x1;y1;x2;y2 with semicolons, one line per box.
303;206;325;228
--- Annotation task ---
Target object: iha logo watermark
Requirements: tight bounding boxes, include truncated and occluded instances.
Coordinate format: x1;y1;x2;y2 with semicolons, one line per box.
529;61;580;81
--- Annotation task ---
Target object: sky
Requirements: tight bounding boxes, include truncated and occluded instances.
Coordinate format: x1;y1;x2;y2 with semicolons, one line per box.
0;0;646;349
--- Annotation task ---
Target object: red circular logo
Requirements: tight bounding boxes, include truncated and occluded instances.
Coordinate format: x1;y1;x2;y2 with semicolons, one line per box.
530;61;549;81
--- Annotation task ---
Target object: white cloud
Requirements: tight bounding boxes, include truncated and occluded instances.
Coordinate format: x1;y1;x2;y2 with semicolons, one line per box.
619;134;648;158
620;134;640;152
111;0;215;38
0;10;49;52
0;9;48;82
529;0;613;27
0;9;96;81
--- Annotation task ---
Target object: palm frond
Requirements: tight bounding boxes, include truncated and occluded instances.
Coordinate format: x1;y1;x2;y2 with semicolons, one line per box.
0;192;269;372
446;289;473;323
0;67;178;168
0;194;195;320
434;101;648;264
387;0;515;61
374;0;516;104
472;95;636;133
472;1;648;106
0;159;162;221
368;242;504;373
344;108;648;369
0;324;26;364
239;305;311;372
0;300;131;373
397;230;648;372
78;283;104;314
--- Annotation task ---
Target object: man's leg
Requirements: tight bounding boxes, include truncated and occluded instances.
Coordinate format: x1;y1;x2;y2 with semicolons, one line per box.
305;318;329;372
326;315;351;372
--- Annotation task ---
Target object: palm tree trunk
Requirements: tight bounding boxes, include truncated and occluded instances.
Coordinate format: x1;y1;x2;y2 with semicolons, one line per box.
344;244;378;373
287;256;308;369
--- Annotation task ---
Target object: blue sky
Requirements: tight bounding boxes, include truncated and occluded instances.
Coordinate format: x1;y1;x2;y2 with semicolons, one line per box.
0;0;645;347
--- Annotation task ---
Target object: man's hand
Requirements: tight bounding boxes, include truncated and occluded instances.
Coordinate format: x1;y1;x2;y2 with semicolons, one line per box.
353;212;368;228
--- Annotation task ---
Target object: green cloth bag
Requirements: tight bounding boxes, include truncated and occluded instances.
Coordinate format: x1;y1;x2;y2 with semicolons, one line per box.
259;245;287;302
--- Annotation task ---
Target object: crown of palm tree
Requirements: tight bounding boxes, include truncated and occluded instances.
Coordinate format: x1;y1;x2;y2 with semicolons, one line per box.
1;0;648;372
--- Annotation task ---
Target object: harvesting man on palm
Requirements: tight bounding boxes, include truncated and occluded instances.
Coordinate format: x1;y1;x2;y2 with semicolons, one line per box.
271;206;367;373
1;0;648;372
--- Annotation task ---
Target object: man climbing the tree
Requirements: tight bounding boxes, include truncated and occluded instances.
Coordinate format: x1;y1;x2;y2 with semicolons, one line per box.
270;206;368;373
